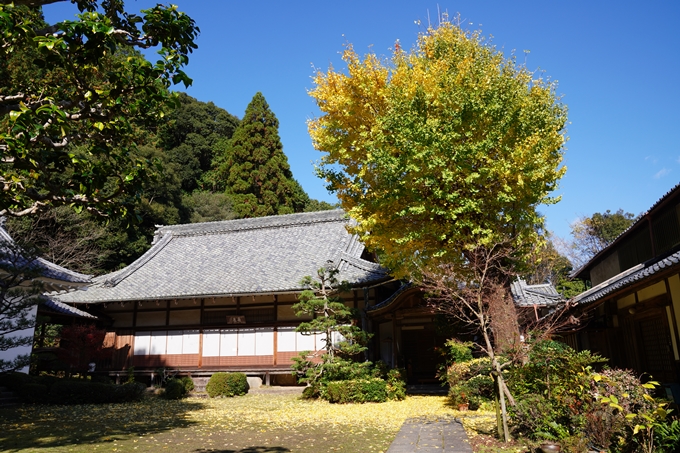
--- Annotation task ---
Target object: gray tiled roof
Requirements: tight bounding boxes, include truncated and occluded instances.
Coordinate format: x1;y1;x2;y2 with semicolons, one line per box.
41;298;97;319
0;226;91;284
572;250;680;305
56;210;389;304
510;279;563;307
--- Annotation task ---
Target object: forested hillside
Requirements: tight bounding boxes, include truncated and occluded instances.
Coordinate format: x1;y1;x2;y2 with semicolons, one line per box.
5;92;334;275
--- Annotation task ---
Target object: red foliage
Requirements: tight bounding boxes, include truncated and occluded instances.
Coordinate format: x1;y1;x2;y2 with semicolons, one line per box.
58;324;111;374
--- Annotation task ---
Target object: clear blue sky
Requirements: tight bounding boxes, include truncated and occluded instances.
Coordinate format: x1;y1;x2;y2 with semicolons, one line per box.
43;1;680;241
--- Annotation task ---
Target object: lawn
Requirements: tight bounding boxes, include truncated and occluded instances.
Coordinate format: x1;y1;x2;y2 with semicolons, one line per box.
0;392;496;453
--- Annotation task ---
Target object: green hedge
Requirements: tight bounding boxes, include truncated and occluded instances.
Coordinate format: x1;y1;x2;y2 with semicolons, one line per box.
17;383;49;403
324;378;388;403
4;374;146;405
0;371;34;391
205;372;248;398
46;380;146;404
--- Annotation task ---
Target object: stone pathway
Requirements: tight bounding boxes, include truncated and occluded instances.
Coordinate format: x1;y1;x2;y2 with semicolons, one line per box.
386;417;473;453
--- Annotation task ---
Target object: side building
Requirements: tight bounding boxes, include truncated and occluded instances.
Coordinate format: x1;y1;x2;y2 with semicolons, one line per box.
0;225;92;373
571;182;680;397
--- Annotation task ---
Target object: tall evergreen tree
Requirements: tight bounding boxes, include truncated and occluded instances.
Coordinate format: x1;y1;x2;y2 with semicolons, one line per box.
216;92;305;217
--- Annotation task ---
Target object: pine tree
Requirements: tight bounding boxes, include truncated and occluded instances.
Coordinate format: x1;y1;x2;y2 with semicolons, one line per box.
217;92;304;217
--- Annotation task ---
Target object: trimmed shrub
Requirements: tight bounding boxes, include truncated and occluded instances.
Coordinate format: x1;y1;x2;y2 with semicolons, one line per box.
0;372;34;391
179;376;195;393
206;372;249;398
90;374;113;385
18;383;49;403
6;375;146;405
163;378;186;400
113;382;146;402
34;374;60;389
49;380;112;404
324;378;388;403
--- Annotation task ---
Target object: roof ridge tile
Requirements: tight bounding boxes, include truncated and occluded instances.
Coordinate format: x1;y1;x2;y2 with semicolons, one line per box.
156;209;346;238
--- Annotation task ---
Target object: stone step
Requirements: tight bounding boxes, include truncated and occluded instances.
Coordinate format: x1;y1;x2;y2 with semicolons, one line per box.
0;387;20;407
0;396;20;406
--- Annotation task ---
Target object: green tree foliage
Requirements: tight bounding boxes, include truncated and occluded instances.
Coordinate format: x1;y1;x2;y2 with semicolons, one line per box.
570;209;637;267
213;92;307;217
0;0;199;218
308;21;567;278
4;95;242;273
292;266;371;393
158;92;239;192
0;237;45;372
182;191;237;223
293;266;367;361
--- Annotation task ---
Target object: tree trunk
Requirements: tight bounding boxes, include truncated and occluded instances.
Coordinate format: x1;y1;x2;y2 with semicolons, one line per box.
480;314;511;443
495;368;511;442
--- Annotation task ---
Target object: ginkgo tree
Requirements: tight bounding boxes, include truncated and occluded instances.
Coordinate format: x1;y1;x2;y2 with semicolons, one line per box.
308;19;568;279
309;17;568;441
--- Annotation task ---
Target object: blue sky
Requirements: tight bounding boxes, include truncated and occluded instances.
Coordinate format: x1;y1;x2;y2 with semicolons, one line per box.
43;1;680;241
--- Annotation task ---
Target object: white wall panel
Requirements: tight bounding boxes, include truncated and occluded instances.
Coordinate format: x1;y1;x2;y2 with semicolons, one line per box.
297;331;315;351
315;332;328;351
220;329;238;356
183;330;200;354
277;327;296;352
149;331;167;355
238;328;256;356
166;330;183;354
133;332;150;355
255;328;274;356
202;329;221;357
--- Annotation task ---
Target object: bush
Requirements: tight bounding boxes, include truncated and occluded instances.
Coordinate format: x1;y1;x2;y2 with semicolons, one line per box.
179;376;195;393
0;372;34;391
49;380;111;404
39;379;146;404
465;374;495;400
90;374;113;385
324;378;388;403
18;383;48;403
443;357;492;388
206;372;248;397
163;378;187;400
386;369;406;401
301;383;320;400
113;382;147;402
506;339;674;451
5;374;146;405
440;339;474;364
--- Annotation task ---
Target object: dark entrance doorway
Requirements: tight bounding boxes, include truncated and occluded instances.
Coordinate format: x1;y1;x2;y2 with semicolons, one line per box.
401;327;444;384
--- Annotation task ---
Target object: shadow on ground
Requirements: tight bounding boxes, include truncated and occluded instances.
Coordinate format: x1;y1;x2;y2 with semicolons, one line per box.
195;448;291;453
0;399;206;452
